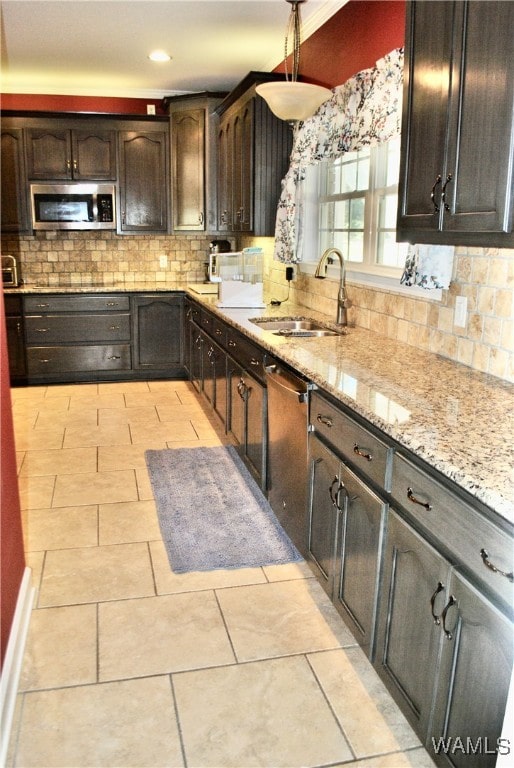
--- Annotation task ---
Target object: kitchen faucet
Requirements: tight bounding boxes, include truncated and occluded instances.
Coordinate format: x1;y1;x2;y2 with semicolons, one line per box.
314;247;349;326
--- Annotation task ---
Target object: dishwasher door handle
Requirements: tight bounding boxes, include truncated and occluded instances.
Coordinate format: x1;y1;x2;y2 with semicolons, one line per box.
265;364;309;404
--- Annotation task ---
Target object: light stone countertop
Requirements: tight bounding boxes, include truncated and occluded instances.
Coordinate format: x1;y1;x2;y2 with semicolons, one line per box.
7;282;514;526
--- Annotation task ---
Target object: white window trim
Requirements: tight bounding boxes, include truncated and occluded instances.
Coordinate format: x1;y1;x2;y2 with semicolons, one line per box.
298;142;443;302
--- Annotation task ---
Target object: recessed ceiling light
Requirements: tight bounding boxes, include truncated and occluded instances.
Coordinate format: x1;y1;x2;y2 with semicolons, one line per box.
148;50;171;62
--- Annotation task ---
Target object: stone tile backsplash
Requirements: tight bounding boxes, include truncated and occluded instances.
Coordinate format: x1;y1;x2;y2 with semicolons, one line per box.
2;231;513;382
1;231;229;287
259;238;514;383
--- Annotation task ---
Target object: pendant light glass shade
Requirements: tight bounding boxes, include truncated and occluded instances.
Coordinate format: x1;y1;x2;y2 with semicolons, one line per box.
256;0;331;122
256;81;331;121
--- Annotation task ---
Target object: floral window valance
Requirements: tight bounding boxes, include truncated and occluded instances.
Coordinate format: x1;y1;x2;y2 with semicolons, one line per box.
274;47;404;264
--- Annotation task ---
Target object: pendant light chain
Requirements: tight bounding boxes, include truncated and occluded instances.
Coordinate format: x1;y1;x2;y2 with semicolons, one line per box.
284;0;302;83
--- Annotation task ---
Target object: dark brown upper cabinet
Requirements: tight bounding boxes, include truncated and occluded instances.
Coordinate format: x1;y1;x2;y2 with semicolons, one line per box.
397;1;514;247
167;93;226;233
118;129;169;233
1;126;30;232
26;127;117;181
215;73;293;237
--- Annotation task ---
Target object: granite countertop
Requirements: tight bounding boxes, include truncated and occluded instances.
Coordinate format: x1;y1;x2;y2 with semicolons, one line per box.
187;291;514;527
6;281;189;294
8;282;514;525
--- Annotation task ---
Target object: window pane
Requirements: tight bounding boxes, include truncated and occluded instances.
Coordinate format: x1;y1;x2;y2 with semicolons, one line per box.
380;194;398;229
377;232;409;268
348;232;364;262
333;231;348;254
341;160;357;192
386;138;401;186
357;157;370;189
350;198;365;228
333;200;349;228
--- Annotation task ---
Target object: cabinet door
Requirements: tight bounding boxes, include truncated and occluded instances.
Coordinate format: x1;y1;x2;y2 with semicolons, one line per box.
335;463;386;658
228;361;245;447
211;342;227;427
132;295;183;370
171;109;205;230
190;327;203;392
375;510;448;738
443;1;514;239
119;131;169;232
232;102;253;231
428;571;513;768
72;130;116;180
26;128;72;179
307;436;341;596
244;369;265;487
217;118;231;231
5;314;27;381
397;1;514;245
1;128;29;232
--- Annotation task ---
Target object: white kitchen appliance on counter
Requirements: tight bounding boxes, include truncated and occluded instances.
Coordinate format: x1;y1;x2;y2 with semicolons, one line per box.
216;247;266;308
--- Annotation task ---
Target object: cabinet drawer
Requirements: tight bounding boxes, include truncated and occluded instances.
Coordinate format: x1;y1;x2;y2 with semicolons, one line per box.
391;452;514;610
27;344;131;374
226;329;265;381
311;391;392;489
25;313;130;343
24;295;130;313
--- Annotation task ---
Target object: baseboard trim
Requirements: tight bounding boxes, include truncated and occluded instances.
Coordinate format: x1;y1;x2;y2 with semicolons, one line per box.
0;568;35;768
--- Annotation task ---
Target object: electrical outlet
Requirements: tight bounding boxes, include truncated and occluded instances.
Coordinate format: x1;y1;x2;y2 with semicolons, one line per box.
454;296;467;327
159;254;168;269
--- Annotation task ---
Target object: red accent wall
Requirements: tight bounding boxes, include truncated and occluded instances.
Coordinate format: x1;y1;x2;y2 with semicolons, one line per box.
0;287;26;667
275;0;406;88
0;94;166;115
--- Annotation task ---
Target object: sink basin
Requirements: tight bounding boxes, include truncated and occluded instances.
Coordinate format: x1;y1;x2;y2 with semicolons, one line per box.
250;317;343;337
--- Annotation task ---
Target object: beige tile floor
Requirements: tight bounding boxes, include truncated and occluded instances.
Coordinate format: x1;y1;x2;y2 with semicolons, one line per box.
7;380;435;768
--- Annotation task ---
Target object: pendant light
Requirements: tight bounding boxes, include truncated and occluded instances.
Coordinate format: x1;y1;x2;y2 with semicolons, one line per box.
256;0;332;122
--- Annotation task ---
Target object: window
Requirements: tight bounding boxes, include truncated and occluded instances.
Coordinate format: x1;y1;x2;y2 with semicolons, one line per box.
301;137;412;286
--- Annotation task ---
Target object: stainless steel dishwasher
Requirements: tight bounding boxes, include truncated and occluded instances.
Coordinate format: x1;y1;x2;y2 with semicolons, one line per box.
265;360;312;558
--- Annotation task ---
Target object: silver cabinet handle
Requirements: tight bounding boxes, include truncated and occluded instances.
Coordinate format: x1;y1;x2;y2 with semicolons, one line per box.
105;302;119;307
441;595;457;640
353;443;372;462
430;581;445;625
430;174;442;213
316;414;333;427
34;328;49;333
480;549;514;582
107;355;121;360
35;303;50;308
407;487;432;511
441;173;453;212
109;325;120;330
329;476;344;511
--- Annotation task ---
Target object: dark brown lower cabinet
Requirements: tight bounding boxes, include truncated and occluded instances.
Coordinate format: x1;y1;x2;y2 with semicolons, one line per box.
375;510;513;768
131;294;183;374
17;291;184;383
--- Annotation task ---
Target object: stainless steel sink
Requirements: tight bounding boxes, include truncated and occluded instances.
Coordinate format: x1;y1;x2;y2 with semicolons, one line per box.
250;317;343;337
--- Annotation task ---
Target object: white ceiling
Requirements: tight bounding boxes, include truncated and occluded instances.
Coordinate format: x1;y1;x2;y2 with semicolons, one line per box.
0;0;346;99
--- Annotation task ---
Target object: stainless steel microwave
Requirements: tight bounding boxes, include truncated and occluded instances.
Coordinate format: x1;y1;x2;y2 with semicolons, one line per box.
30;183;116;230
